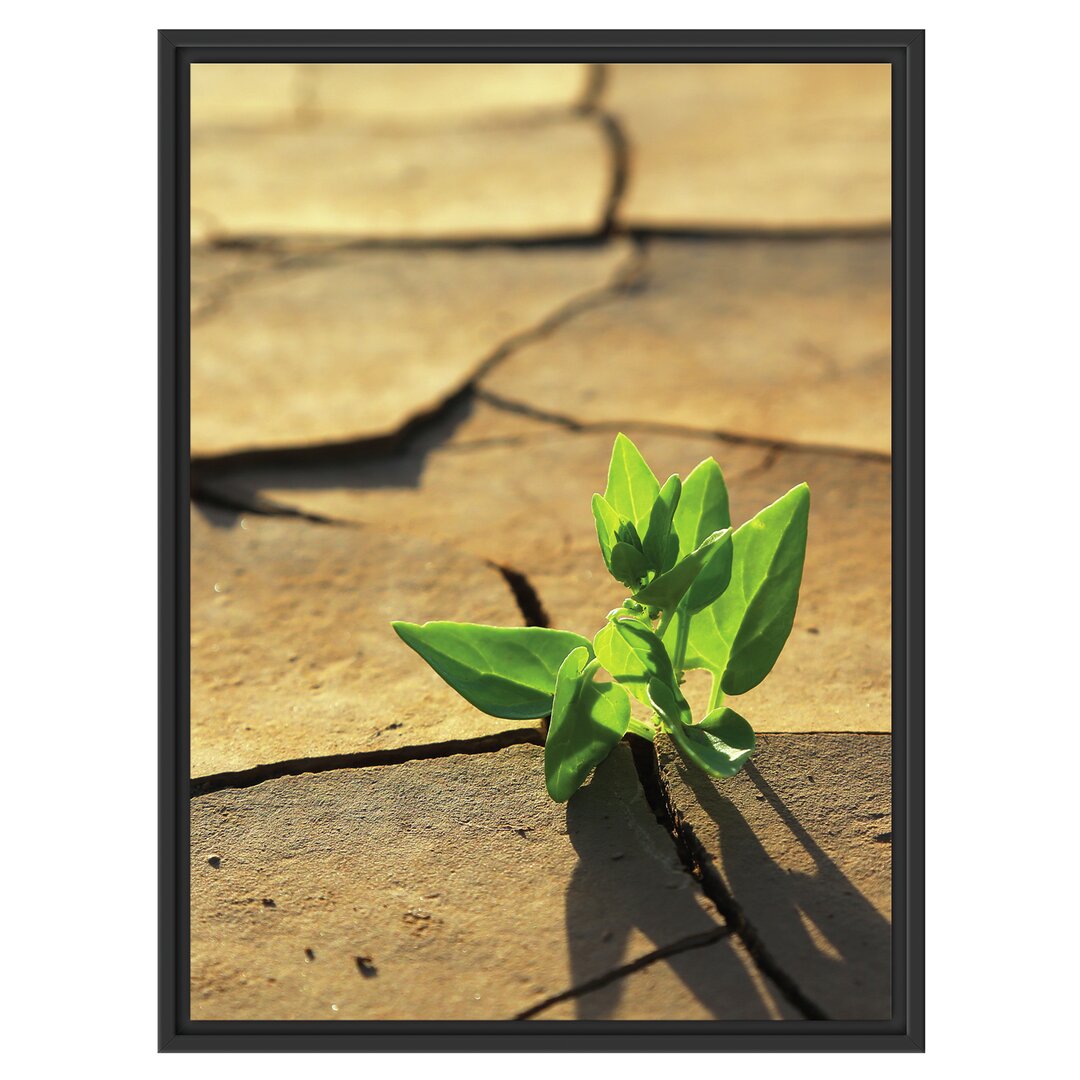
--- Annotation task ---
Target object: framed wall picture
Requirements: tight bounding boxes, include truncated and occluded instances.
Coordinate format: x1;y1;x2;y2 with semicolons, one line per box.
160;28;924;1052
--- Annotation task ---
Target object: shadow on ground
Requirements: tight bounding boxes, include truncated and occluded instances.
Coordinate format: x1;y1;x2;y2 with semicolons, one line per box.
560;753;774;1019
677;759;892;1019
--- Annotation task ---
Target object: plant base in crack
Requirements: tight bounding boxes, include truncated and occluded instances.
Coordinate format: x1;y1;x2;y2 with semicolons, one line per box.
393;433;809;802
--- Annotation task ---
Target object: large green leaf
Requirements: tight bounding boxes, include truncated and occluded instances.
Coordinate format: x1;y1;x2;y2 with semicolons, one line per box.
594;617;680;708
391;621;592;719
633;528;731;611
667;706;756;779
604;433;660;533
544;647;631;802
679;484;810;694
642;474;682;572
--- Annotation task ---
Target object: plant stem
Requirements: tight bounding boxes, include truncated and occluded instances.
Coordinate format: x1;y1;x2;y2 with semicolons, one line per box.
655;607;675;642
671;601;690;679
707;673;725;711
627;717;657;742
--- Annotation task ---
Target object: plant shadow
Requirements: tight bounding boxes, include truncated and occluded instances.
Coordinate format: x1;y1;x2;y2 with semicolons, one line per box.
558;749;781;1020
676;757;893;1020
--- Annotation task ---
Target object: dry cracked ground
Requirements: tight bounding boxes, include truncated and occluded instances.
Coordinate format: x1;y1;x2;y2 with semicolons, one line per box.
189;61;893;1022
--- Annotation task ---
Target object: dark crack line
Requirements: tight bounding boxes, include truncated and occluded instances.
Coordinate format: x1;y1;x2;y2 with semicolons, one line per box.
628;225;892;243
491;564;551;628
199;233;627;257
193;223;889;263
735;444;782;486
191;486;345;526
627;734;830;1021
474;388;892;463
468;240;647;387
514;926;733;1020
597;112;630;236
576;63;606;114
191;728;545;797
577;64;630;238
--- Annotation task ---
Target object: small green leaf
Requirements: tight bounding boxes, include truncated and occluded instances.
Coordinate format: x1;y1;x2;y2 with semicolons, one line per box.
593;617;679;708
645;677;692;728
681;484;810;694
545;647;630;802
643;474;682;572
632;528;731;610
614;519;643;549
604;433;660;533
591;493;622;566
609;542;650;590
667;706;756;779
392;621;592;719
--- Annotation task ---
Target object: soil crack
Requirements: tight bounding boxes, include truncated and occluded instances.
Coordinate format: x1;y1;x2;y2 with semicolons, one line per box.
192;487;345;526
627;734;829;1021
190;728;545;797
514;925;732;1020
491;564;551;628
474;388;892;463
575;64;631;237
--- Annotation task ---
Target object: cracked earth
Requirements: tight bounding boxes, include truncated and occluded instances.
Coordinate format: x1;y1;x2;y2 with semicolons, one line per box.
188;61;893;1021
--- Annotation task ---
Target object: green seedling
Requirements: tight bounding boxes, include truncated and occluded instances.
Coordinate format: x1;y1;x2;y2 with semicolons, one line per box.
393;434;809;803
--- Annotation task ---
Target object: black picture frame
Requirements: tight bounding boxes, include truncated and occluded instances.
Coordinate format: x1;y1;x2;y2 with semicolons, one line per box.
160;28;924;1053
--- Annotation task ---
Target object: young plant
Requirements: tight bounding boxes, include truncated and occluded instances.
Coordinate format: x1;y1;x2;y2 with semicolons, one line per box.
392;434;809;803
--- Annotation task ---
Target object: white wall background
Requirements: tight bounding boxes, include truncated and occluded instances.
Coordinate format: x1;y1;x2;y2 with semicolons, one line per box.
3;3;1076;1076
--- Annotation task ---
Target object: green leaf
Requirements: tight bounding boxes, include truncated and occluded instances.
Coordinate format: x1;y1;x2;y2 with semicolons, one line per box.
642;474;682;572
632;528;731;611
673;458;731;552
591;493;622;566
667;706;756;779
645;677;692;728
392;621;592;720
609;542;650;590
544;647;630;802
593;617;679;709
604;433;660;533
680;484;810;694
673;459;733;613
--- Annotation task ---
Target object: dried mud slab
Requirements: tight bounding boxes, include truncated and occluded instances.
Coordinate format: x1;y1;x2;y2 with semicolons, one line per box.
190;63;590;129
190;242;630;456
190;117;610;243
189;508;530;778
190;63;308;128
660;733;893;1020
307;63;591;125
607;63;891;231
191;744;795;1020
481;236;892;454
199;416;890;732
